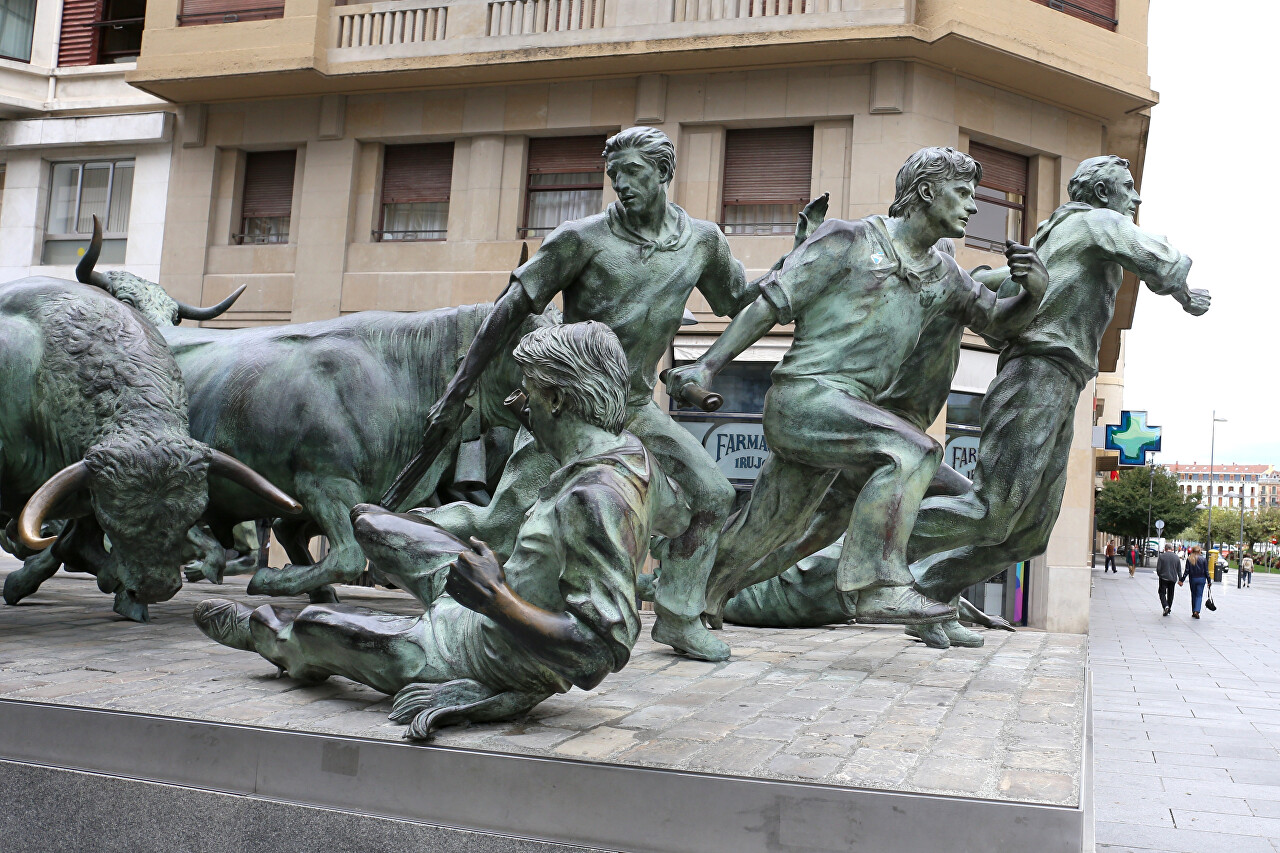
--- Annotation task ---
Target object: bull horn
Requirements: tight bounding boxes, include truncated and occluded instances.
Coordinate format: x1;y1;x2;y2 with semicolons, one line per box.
75;215;114;292
209;451;303;515
18;462;91;550
175;284;247;323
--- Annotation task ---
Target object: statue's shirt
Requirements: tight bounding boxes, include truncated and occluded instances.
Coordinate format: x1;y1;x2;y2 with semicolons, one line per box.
514;203;749;408
760;216;998;400
431;435;668;694
999;203;1190;386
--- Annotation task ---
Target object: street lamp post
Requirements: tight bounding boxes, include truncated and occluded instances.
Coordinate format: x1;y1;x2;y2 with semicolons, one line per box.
1209;412;1227;582
1146;460;1155;568
1239;484;1247;589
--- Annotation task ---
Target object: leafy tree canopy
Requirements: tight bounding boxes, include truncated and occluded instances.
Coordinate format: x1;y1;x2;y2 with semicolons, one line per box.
1096;465;1200;540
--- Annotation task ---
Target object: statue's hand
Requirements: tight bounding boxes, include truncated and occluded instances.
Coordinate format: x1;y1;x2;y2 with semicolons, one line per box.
1005;241;1047;300
446;537;507;616
1183;287;1211;316
794;192;830;247
665;362;714;403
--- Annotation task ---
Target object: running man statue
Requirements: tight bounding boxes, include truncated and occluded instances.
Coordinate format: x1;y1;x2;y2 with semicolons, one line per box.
386;127;757;661
667;147;1047;626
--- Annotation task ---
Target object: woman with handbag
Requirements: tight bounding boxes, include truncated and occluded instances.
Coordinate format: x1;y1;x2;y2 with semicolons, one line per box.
1179;545;1211;618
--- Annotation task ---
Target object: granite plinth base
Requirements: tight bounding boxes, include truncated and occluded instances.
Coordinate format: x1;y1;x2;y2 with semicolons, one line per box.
0;568;1093;853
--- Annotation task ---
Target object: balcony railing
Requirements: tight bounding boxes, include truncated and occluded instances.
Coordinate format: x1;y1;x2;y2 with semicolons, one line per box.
486;0;605;36
335;2;448;47
673;0;843;21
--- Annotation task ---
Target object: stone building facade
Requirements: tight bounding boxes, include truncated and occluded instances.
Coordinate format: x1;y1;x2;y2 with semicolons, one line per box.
1;0;1158;632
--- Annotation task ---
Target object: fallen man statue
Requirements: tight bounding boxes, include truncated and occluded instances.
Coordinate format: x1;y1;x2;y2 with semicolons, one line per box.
194;322;688;739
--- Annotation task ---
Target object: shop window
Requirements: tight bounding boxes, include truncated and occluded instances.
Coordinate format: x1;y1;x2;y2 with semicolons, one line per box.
179;0;285;25
966;142;1029;253
721;126;813;236
43;159;134;265
521;135;606;238
0;0;35;61
1028;0;1117;32
670;361;773;416
377;143;453;242
236;150;296;245
670;359;774;488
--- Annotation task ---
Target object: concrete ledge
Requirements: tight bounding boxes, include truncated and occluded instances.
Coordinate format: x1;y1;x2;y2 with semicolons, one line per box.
0;111;173;149
0;697;1089;853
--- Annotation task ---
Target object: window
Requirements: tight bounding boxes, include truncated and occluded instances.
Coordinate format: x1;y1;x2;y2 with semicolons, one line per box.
0;0;35;61
377;143;452;242
670;361;773;416
1028;0;1117;32
966;142;1029;253
237;150;296;245
522;136;606;237
721;126;813;236
57;0;145;66
179;0;285;25
43;159;134;265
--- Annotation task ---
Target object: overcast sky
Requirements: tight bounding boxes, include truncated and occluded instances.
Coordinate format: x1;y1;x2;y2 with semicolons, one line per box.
1121;1;1275;467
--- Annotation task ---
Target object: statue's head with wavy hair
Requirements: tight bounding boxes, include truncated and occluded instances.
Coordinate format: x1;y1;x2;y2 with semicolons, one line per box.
513;321;629;434
889;147;982;219
604;127;676;185
1068;155;1131;206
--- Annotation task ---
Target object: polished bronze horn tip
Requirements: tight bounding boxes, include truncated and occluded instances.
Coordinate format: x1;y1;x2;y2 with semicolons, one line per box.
18;462;92;550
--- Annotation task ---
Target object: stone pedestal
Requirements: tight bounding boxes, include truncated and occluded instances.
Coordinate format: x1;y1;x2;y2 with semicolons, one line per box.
0;566;1092;853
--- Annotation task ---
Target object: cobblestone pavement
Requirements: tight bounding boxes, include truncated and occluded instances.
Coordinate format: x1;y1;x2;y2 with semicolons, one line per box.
0;557;1083;804
1091;564;1280;852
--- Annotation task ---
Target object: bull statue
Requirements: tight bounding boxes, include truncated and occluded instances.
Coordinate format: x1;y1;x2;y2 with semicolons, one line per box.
146;250;553;601
0;269;301;621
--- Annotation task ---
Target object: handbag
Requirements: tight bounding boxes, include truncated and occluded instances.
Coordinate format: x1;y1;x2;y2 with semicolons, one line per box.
1205;586;1217;612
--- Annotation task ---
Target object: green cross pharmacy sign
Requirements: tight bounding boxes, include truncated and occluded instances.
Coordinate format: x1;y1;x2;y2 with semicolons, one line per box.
1105;410;1162;466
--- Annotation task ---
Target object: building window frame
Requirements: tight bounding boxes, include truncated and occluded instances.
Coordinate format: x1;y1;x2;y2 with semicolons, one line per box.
42;158;135;265
720;125;814;237
0;0;36;62
234;149;297;246
375;142;453;243
966;141;1030;254
1030;0;1117;32
520;135;607;239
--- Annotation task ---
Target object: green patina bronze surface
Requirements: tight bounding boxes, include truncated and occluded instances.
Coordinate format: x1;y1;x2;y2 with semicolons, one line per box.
195;322;688;739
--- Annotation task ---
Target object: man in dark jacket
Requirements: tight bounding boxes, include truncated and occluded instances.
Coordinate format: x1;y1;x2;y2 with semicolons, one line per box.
1155;543;1180;616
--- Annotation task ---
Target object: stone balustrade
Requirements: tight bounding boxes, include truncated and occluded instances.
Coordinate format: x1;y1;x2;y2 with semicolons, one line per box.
334;1;449;48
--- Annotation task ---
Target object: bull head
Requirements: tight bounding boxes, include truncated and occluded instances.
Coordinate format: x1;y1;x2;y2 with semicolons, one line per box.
77;216;246;326
18;443;301;605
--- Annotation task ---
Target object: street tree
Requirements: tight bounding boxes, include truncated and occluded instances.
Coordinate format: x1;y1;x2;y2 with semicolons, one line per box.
1096;465;1200;540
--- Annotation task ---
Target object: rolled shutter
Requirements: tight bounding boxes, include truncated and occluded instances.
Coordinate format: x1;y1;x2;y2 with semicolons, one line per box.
722;126;813;205
242;150;296;218
58;0;101;66
969;142;1028;196
1029;0;1116;31
382;143;453;204
179;0;285;25
527;136;606;174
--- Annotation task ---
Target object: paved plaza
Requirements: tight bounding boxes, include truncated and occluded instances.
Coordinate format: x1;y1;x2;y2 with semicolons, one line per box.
1092;563;1280;853
0;555;1084;807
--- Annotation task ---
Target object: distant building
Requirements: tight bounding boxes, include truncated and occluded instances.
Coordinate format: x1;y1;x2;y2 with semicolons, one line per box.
1168;463;1275;511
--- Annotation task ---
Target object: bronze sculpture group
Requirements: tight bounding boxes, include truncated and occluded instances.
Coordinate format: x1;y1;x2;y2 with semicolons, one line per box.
0;130;1208;739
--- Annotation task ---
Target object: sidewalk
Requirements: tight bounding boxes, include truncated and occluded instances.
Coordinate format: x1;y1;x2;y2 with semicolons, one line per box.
1091;564;1280;852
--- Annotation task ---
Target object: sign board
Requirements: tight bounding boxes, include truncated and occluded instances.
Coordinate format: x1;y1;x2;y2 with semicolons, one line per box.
1103;410;1162;466
944;434;981;481
1156;520;1165;531
677;419;769;483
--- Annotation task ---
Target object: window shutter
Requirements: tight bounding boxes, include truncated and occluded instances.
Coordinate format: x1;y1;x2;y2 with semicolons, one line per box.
382;143;453;204
527;136;606;174
969;142;1029;196
242;151;296;218
722;126;814;205
58;0;101;66
179;0;285;25
1029;0;1116;30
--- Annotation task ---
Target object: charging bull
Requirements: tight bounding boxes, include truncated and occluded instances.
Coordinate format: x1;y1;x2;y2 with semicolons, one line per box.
161;302;552;600
0;274;301;622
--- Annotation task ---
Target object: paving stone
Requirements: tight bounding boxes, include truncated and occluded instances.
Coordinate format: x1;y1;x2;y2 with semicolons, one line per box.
553;726;637;760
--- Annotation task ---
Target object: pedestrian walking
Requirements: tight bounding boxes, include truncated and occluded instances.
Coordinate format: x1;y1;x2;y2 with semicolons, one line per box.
1179;545;1211;618
1105;539;1117;573
1241;554;1253;588
1155;543;1179;616
1129;544;1137;577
